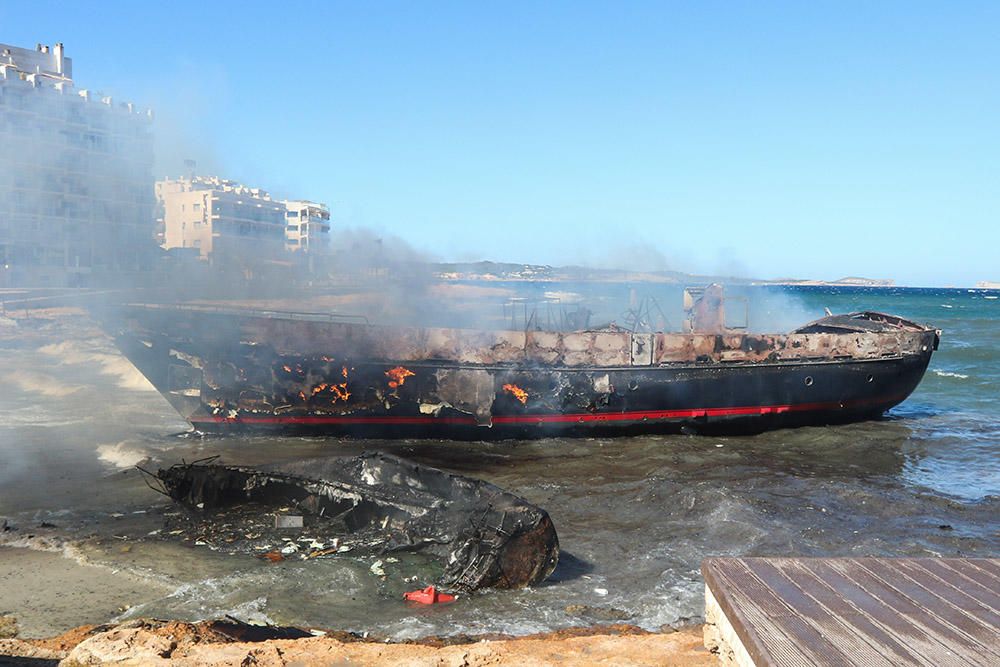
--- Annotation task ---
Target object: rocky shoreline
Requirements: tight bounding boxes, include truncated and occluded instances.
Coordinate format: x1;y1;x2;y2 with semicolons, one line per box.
0;617;713;666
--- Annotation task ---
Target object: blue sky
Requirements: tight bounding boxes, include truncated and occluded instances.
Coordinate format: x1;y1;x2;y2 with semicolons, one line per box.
5;1;999;286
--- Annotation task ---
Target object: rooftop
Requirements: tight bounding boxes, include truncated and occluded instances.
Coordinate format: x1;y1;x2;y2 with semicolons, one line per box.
0;42;72;81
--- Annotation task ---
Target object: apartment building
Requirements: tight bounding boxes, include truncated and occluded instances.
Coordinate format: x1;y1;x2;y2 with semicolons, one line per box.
283;199;330;253
0;42;155;287
156;176;287;264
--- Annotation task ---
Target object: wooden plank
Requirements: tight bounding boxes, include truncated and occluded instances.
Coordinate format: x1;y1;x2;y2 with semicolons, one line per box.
754;559;926;667
938;559;1000;601
976;559;1000;579
911;559;1000;616
702;558;855;666
703;558;1000;667
801;559;994;667
887;560;1000;629
857;559;1000;662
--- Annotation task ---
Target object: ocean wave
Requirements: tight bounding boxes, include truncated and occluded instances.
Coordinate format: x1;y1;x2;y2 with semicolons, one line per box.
38;341;155;392
0;531;178;592
97;441;151;469
0;531;115;572
119;569;301;626
0;405;94;427
3;369;85;397
932;370;969;379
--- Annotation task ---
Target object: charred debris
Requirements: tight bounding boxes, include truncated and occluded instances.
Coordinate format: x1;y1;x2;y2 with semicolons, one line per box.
141;452;559;592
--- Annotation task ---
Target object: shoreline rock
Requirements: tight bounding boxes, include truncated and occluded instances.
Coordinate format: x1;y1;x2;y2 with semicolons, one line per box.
0;617;714;666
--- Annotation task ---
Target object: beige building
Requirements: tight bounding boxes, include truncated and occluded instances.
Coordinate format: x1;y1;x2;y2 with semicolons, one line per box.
283;200;330;253
0;42;155;287
156;176;287;264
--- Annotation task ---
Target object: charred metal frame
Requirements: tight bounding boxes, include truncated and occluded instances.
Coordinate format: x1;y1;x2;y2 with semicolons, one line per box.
144;452;559;591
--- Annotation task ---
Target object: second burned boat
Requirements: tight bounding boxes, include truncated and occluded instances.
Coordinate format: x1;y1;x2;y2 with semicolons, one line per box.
112;285;940;438
143;452;559;591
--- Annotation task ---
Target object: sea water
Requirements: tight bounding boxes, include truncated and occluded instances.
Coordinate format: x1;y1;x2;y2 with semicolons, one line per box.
0;286;997;637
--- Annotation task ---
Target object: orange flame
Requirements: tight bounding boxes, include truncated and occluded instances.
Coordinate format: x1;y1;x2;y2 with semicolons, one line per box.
385;366;415;389
312;383;328;395
330;382;351;402
342;366;349;379
298;391;307;401
503;383;528;405
282;365;292;373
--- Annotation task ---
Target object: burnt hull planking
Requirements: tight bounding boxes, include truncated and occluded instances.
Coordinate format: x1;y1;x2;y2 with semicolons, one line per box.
112;305;939;438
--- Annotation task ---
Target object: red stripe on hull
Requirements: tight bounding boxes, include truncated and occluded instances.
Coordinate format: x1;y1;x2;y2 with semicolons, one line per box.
190;393;905;427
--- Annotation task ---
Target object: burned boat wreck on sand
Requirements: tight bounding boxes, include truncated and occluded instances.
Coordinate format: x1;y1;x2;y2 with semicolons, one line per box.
144;452;559;591
113;286;940;437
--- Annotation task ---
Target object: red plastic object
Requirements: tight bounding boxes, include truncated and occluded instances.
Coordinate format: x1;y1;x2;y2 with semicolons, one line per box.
403;586;456;604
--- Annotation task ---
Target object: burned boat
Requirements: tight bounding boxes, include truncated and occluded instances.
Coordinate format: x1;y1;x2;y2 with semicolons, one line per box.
145;452;559;591
112;286;940;437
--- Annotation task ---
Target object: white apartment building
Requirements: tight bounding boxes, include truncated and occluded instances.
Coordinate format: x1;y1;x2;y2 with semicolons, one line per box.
156;176;287;264
283;199;330;253
0;42;155;287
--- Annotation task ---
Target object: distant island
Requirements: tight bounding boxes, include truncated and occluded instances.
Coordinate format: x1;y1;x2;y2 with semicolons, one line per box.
976;280;1000;289
433;261;750;285
760;276;895;287
433;262;895;287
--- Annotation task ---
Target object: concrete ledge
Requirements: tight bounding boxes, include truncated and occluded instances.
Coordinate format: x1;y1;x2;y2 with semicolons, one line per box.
703;584;756;667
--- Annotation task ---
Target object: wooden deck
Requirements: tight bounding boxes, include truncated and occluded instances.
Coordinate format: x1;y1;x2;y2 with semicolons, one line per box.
702;557;1000;667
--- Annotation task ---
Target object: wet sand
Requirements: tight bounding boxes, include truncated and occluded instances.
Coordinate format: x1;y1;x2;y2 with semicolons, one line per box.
0;546;170;639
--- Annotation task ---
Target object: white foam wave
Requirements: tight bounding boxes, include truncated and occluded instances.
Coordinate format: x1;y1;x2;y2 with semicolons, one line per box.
0;531;177;593
0;405;93;426
97;441;150;469
123;575;278;625
38;341;155;391
933;370;969;379
224;596;274;626
0;531;95;569
3;369;85;397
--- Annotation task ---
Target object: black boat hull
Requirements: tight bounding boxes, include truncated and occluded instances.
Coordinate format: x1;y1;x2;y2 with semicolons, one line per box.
111;305;938;439
119;340;932;439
